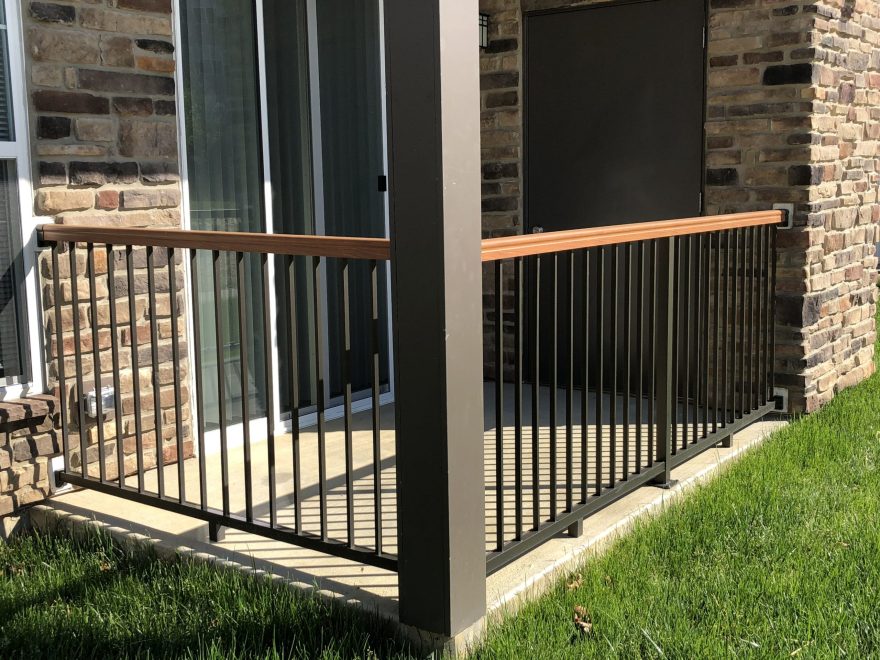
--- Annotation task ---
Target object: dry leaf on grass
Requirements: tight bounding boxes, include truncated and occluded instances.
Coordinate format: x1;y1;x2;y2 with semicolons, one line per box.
573;605;593;636
567;576;583;591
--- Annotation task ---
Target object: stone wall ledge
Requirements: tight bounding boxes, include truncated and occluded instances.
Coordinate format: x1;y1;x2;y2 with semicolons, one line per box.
0;394;59;428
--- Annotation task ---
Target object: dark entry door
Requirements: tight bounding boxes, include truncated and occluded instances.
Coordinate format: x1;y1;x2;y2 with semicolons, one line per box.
523;0;706;392
524;0;706;231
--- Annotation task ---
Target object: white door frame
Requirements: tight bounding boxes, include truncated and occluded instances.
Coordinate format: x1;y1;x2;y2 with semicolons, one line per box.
174;0;395;454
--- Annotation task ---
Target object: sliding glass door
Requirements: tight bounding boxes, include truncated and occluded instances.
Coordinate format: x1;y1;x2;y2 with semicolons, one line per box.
179;0;390;432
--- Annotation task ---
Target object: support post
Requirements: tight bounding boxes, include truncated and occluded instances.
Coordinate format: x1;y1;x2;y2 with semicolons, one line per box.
653;237;678;489
384;0;487;646
208;521;225;543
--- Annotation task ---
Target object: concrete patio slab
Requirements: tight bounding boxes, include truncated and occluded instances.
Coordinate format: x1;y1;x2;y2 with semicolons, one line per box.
33;391;786;638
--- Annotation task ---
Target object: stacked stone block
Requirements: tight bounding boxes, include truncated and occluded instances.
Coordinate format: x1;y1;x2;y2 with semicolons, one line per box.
0;397;60;518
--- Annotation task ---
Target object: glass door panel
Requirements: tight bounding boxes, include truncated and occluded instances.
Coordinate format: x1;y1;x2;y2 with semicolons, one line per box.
315;0;390;399
180;0;393;431
180;0;267;430
263;0;322;416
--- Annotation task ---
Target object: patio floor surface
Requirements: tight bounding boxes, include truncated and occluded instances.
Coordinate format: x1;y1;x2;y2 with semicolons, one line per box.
40;385;785;623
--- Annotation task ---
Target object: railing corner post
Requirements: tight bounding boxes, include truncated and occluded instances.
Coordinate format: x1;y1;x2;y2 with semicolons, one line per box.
385;0;487;649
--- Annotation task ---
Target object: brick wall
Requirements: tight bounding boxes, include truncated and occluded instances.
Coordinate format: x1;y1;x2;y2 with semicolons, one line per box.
3;0;192;516
478;0;880;412
801;0;880;408
480;0;523;240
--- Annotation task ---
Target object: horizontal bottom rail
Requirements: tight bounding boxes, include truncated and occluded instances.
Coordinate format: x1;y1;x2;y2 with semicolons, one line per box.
56;472;398;573
670;402;777;470
485;403;777;576
486;463;665;575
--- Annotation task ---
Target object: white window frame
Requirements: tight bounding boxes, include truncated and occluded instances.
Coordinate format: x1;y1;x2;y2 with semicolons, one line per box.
0;0;44;401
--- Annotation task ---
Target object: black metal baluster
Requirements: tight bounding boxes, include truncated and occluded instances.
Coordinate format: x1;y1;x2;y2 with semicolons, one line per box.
339;259;355;547
212;250;230;516
566;252;575;512
671;237;680;452
189;250;208;510
287;255;302;534
756;226;765;407
624;243;632;480
312;256;328;541
739;229;747;418
732;231;741;420
531;254;540;530
649;241;657;466
513;257;523;541
770;227;777;396
550;254;558;520
168;249;186;504
610;246;618;488
723;232;731;427
147;247;164;498
637;241;644;473
687;235;696;447
753;226;762;411
494;260;505;550
762;226;771;404
580;249;590;502
370;260;383;553
713;232;721;433
127;246;144;493
69;244;88;481
87;244;106;483
514;257;524;540
596;247;605;496
703;234;711;437
236;252;253;522
685;234;703;444
107;246;124;489
51;246;71;477
748;227;756;413
725;232;734;425
262;252;276;528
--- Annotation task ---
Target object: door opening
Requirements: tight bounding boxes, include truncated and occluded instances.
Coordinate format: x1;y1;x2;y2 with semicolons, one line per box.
523;0;707;388
176;0;393;444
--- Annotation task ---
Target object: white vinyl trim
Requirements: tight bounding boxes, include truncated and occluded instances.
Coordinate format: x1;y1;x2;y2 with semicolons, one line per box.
1;0;43;401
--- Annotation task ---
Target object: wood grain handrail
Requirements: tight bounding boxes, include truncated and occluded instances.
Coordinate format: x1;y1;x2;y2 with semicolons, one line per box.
481;210;783;262
37;224;392;261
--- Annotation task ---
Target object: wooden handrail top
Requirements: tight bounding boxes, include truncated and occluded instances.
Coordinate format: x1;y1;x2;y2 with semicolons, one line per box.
38;224;391;261
481;210;783;262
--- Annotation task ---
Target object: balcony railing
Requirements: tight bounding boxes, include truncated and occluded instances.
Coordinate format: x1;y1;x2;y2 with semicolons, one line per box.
38;224;395;570
38;209;780;629
481;211;780;573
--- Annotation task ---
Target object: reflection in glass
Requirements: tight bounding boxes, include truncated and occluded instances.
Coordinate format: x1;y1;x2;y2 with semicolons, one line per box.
180;0;267;430
0;161;27;381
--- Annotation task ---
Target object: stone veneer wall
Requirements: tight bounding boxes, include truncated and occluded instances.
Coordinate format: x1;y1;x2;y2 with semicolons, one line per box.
801;0;880;409
479;0;879;412
2;0;190;520
0;397;60;524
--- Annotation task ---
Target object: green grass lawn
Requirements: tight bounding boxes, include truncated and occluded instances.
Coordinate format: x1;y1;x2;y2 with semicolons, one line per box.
470;307;880;659
2;310;879;659
0;528;414;659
